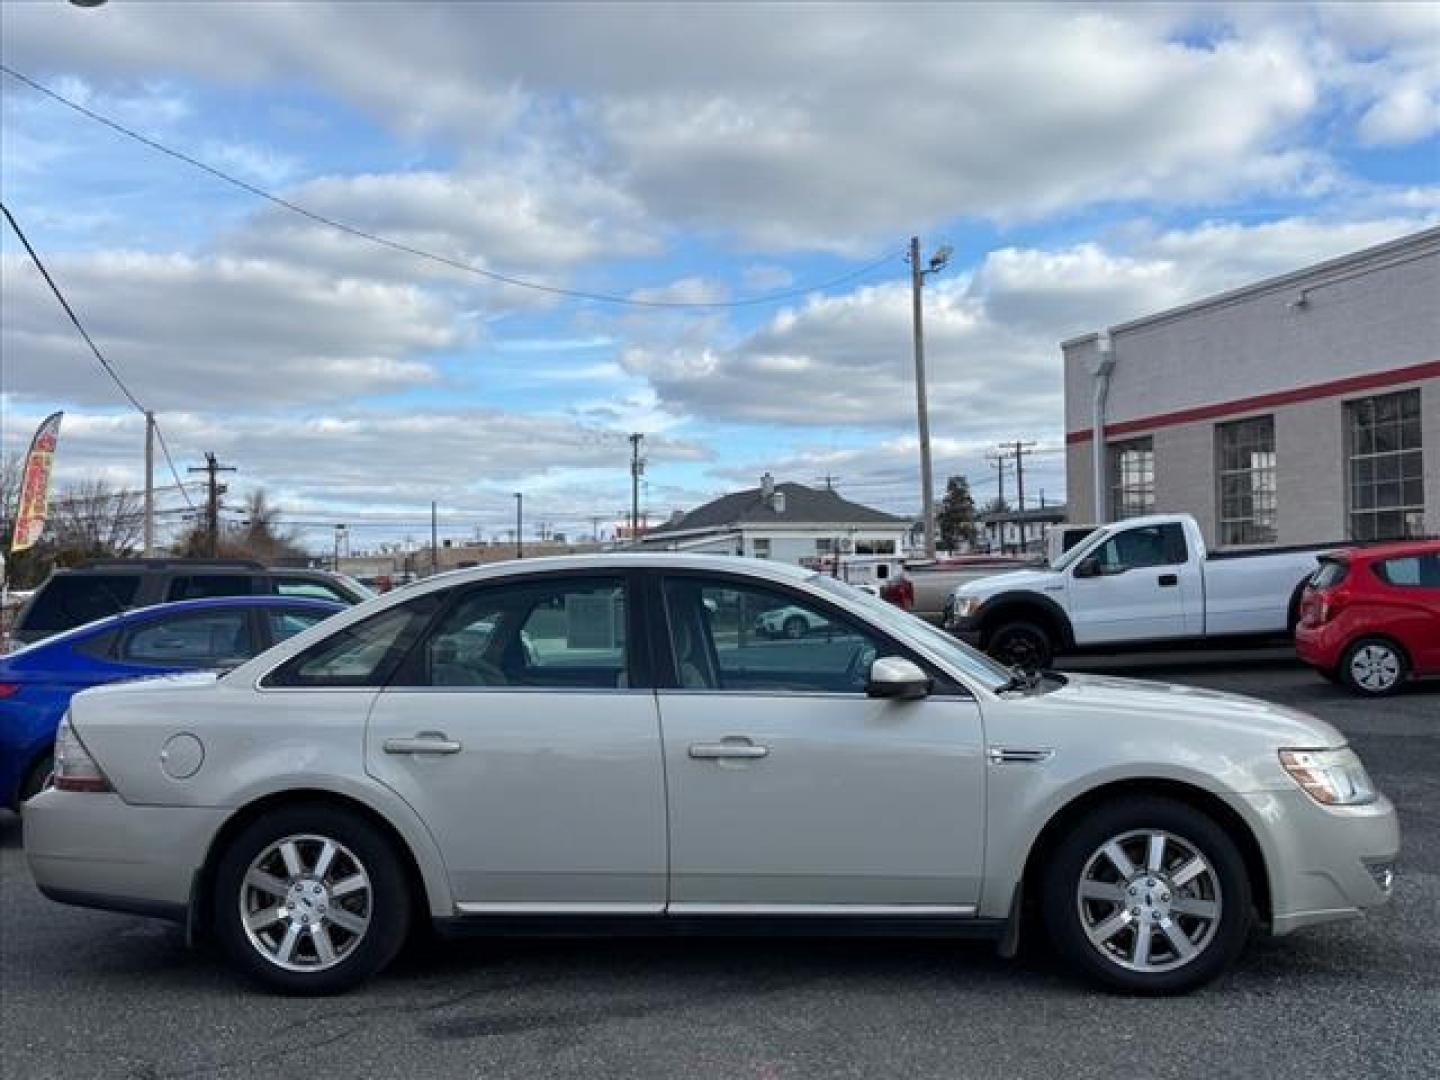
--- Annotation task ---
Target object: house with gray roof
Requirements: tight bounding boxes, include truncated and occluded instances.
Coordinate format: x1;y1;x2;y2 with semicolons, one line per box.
640;474;912;564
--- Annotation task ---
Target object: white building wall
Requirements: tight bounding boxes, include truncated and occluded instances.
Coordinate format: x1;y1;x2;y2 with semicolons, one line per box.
1063;228;1440;544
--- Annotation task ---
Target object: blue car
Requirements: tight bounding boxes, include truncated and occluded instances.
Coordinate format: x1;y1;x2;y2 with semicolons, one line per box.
0;595;344;809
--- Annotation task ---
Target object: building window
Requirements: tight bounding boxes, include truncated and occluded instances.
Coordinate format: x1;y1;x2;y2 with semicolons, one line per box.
815;538;834;555
1216;416;1277;546
1108;438;1155;520
1347;390;1424;541
751;538;771;559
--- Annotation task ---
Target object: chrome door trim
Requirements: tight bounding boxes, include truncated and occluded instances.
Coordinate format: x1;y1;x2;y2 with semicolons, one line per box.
455;901;665;915
666;903;978;917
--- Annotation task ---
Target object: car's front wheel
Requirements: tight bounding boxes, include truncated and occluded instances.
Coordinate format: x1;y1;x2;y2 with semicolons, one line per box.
1041;797;1251;995
213;805;411;995
1341;637;1408;696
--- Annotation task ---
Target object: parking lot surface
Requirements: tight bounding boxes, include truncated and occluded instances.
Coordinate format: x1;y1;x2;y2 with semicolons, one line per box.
3;654;1437;1079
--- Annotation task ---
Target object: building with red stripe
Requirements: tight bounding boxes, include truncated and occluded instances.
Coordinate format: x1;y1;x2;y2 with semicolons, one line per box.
1063;227;1439;548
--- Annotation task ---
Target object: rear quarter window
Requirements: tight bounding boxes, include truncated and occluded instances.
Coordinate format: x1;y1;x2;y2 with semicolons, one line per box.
1311;560;1349;589
19;575;142;637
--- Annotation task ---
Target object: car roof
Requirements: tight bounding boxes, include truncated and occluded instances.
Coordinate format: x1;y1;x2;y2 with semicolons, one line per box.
50;563;343;577
1328;539;1440;562
401;553;818;593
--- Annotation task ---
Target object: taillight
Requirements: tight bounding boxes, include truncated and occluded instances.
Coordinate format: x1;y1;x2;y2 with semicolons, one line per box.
0;683;21;699
53;716;113;793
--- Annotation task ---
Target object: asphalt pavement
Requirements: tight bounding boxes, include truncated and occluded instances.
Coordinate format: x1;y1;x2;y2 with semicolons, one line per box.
3;654;1437;1079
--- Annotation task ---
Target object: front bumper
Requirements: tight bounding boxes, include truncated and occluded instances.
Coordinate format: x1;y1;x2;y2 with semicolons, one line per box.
1240;788;1400;935
24;789;227;922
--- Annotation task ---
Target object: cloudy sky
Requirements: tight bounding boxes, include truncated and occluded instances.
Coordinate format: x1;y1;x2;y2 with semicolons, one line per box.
2;1;1437;549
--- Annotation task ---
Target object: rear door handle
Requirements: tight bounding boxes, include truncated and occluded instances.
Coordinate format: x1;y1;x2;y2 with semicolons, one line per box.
383;733;463;755
689;741;769;760
1158;573;1179;587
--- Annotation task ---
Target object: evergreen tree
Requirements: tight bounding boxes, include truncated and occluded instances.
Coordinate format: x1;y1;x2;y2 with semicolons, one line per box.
936;475;979;552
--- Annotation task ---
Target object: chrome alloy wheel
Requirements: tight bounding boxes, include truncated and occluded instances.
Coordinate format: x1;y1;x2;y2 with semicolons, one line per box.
1350;643;1401;693
1076;829;1222;974
240;834;372;973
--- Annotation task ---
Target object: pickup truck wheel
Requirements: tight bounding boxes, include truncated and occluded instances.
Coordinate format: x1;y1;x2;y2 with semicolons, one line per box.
1041;796;1251;995
987;621;1053;670
1341;638;1407;696
213;805;411;995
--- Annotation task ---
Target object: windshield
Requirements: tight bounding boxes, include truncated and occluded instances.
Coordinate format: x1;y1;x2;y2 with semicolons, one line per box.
1051;527;1108;571
810;574;1013;690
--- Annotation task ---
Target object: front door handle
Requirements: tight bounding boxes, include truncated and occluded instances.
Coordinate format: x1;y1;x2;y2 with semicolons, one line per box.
689;740;769;760
1158;573;1179;587
383;732;463;755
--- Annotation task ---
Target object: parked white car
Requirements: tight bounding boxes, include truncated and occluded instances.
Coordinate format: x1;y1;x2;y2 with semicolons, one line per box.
946;514;1334;668
26;555;1396;995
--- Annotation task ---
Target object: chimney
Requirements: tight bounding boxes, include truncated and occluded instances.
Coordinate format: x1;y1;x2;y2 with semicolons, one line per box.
760;472;775;503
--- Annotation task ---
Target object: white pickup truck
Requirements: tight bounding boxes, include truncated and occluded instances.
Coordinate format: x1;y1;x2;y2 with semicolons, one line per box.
943;513;1334;668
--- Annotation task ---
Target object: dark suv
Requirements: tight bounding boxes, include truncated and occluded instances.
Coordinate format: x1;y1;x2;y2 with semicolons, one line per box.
10;560;372;646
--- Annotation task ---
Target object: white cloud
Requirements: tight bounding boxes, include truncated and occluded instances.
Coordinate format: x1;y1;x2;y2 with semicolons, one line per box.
4;3;1428;251
1;251;456;409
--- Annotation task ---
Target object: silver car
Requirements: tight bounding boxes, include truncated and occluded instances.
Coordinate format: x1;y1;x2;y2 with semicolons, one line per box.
25;555;1398;995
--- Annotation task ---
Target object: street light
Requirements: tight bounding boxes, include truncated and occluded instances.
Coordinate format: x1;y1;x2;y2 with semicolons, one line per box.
909;236;950;560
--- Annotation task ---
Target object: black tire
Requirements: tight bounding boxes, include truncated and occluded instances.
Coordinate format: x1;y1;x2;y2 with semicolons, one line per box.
783;615;807;639
1339;637;1408;697
212;804;412;995
18;753;53;805
986;620;1053;670
1040;796;1252;995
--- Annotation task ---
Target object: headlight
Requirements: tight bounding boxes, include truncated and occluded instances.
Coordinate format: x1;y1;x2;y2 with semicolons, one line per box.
952;596;980;619
1279;747;1376;806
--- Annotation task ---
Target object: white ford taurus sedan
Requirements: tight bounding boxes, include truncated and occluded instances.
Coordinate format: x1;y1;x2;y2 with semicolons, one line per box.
25;555;1398;995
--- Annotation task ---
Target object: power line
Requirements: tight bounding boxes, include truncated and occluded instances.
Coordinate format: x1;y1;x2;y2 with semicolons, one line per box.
0;199;196;508
1;63;902;311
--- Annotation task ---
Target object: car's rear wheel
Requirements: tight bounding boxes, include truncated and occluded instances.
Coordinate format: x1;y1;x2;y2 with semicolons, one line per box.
986;620;1053;670
1041;797;1251;995
213;805;411;995
1341;637;1407;696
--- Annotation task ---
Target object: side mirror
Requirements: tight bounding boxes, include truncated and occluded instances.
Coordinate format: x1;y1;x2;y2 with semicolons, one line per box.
866;656;932;700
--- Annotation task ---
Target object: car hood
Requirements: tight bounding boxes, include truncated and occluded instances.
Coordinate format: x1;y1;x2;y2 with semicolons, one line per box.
1039;671;1343;748
956;567;1059;599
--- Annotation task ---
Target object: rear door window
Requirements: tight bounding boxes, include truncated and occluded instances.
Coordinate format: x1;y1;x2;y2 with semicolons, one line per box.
1374;555;1440;588
20;575;142;637
120;610;254;666
167;575;255;601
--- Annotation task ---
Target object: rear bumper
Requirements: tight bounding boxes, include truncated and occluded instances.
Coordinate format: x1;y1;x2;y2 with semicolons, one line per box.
1293;622;1344;671
1240;788;1400;935
24;789;226;919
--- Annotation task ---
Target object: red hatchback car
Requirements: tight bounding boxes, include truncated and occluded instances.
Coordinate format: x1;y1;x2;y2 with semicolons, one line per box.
1295;540;1440;695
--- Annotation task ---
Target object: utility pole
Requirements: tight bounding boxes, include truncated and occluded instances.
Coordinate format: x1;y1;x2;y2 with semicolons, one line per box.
333;524;347;572
628;433;645;545
430;501;439;574
188;452;235;559
908;236;951;559
1001;440;1037;553
514;493;523;559
143;411;155;556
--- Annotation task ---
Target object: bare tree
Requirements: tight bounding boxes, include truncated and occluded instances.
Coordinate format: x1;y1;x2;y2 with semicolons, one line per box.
51;480;144;557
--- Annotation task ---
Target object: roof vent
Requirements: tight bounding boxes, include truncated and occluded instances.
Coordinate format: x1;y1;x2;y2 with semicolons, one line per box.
772;491;786;514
